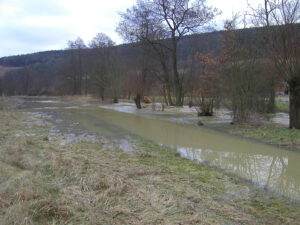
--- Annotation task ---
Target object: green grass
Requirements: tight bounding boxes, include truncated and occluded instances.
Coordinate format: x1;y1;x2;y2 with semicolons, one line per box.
230;124;300;150
276;101;289;112
134;138;222;188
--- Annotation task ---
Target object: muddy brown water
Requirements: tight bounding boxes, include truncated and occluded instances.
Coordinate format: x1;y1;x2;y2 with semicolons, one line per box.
21;98;300;202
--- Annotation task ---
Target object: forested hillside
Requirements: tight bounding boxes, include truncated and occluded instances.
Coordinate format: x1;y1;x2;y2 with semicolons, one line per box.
0;50;66;67
0;28;257;96
0;29;226;95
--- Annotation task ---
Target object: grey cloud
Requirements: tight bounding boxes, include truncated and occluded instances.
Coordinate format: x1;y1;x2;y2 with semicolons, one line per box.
0;0;72;56
0;25;74;56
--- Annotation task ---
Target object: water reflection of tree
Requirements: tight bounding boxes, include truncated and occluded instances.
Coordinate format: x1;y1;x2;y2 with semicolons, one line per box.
177;146;300;200
267;156;300;200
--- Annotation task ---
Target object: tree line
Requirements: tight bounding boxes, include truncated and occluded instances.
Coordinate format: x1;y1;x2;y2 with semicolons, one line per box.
0;0;300;129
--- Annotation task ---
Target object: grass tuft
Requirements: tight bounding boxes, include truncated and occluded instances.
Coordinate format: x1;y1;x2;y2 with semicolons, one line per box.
29;198;72;222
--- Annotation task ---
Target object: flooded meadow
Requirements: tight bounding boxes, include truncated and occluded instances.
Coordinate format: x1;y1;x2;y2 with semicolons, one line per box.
20;98;300;202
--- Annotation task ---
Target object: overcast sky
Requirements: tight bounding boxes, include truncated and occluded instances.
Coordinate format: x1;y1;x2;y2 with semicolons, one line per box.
0;0;260;57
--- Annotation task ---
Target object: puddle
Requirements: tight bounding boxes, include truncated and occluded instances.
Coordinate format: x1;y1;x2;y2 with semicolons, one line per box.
59;134;104;146
33;100;62;103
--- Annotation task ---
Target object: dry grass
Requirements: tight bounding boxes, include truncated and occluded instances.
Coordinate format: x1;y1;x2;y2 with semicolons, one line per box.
0;110;299;225
0;97;23;110
60;95;101;103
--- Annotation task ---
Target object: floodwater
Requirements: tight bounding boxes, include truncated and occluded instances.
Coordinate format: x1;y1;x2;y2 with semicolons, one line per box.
21;98;300;202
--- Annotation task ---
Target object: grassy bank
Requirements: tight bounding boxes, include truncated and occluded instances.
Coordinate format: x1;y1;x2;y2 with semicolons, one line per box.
225;123;300;151
0;110;300;224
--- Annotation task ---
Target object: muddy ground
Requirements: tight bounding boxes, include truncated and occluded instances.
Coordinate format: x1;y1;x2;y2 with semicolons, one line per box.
0;98;299;224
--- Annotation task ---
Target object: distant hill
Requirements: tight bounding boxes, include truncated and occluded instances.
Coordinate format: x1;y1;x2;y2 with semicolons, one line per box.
0;50;67;67
0;30;228;68
0;27;268;96
0;26;269;69
0;27;266;69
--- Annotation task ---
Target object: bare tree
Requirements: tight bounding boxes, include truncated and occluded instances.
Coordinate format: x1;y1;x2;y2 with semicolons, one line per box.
90;33;115;48
88;33;116;100
195;53;221;116
117;0;219;106
250;0;300;128
221;18;273;123
67;37;86;95
248;0;281;113
88;33;121;103
117;2;172;106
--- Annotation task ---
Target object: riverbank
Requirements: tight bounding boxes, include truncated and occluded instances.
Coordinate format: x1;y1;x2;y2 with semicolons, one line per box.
0;108;300;224
211;96;300;152
222;123;300;152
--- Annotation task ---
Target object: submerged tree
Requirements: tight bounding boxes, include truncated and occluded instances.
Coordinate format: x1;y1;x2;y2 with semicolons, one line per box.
117;0;219;106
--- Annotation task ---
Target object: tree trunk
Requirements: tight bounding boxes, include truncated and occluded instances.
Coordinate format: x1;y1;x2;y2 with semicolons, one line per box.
78;49;83;95
128;91;131;100
162;84;168;106
158;55;173;106
267;87;275;113
84;73;88;96
73;76;77;95
166;82;173;106
171;35;183;106
289;77;300;129
174;77;183;106
99;88;105;101
134;93;142;109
